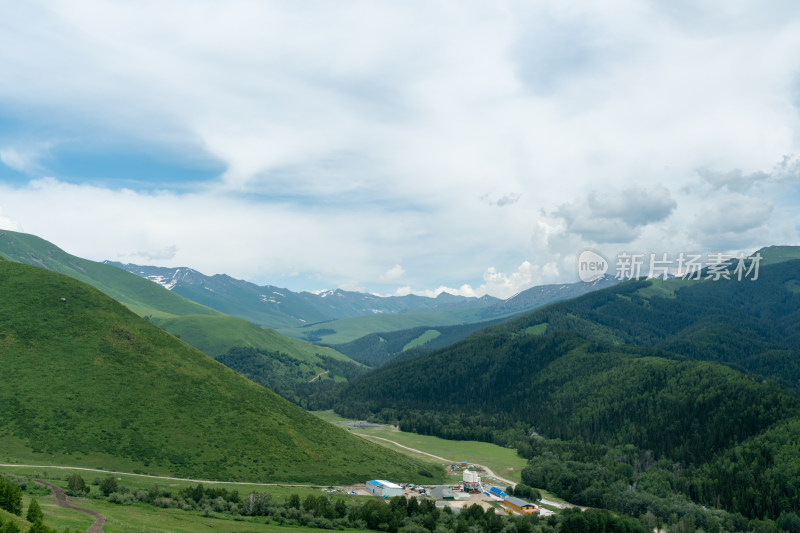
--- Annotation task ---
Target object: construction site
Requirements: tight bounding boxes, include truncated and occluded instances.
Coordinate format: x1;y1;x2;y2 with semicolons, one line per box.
351;463;553;517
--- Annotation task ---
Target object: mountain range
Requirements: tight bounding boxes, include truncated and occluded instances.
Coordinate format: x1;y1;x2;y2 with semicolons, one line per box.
107;261;620;346
0;230;624;350
105;261;501;329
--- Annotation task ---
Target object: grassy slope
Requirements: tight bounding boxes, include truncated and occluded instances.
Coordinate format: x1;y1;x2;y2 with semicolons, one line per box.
7;468;367;533
0;507;30;531
329;317;511;367
279;309;474;345
68;501;327;533
354;428;527;484
150;314;354;362
758;245;800;266
0;261;442;485
311;411;527;484
5;465;372;502
150;315;362;402
402;329;441;351
30;493;328;533
0;230;219;319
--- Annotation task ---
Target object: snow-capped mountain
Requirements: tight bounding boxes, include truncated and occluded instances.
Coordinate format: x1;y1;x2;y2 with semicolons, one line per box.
104;261;501;328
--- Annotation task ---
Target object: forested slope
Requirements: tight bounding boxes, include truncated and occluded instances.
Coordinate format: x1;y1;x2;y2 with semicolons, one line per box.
332;251;800;519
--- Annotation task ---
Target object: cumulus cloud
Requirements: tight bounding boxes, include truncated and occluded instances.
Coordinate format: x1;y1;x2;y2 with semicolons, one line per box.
380;264;406;282
554;185;677;244
694;195;773;234
131;244;178;261
693;156;800;194
696;168;770;193
0;208;19;231
394;260;559;299
588;187;676;227
773;155;800;183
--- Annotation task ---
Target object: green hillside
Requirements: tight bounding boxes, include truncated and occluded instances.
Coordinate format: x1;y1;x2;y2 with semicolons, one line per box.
279;309;476;344
0;230;219;318
759;244;800;265
151;314;353;362
0;508;29;532
150;314;366;405
0;260;443;485
330;318;509;367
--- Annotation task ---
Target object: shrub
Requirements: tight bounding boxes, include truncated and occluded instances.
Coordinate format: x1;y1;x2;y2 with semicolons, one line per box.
66;474;88;496
107;492;134;505
1;522;21;533
99;477;118;497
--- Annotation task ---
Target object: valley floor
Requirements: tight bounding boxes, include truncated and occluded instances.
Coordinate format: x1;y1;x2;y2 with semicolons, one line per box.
312;410;530;487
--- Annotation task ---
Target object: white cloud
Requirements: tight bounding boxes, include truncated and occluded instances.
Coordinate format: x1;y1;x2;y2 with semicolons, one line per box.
482;193;523;207
554;185;677;244
380;264;406;282
133;244;178;261
394;261;560;299
0;208;19;231
0;147;45;175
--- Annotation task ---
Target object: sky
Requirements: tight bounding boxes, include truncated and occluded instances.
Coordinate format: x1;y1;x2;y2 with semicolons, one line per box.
1;0;800;299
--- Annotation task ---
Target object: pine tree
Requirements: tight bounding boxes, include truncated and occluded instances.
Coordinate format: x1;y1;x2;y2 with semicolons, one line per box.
27;521;53;533
27;498;44;524
0;477;23;515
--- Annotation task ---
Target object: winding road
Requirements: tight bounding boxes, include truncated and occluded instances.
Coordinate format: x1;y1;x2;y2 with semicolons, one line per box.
35;480;105;533
357;434;517;487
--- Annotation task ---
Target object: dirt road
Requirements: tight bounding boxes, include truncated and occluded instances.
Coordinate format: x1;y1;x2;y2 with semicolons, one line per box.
359;434;517;487
36;480;105;533
0;464;320;488
309;370;330;382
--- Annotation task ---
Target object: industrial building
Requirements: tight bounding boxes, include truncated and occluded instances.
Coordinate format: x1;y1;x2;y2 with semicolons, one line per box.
504;496;538;514
463;470;482;492
365;480;404;498
489;486;507;499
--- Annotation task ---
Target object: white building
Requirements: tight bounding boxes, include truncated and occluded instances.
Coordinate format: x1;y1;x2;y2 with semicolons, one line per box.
365;480;404;497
